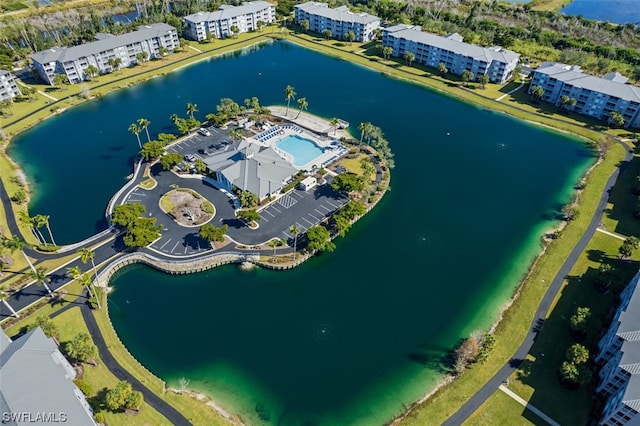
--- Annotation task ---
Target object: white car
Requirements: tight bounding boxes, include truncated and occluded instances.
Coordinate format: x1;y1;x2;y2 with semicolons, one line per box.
198;128;211;137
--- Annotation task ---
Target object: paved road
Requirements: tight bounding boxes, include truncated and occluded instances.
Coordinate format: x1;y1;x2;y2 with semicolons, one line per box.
442;141;633;425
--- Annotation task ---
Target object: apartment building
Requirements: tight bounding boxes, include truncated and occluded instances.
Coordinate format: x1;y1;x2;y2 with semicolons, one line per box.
31;23;180;85
381;24;519;84
529;62;640;128
183;2;276;41
0;70;20;101
294;2;381;42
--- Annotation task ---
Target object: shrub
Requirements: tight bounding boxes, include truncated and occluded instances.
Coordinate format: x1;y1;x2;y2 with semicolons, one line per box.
10;190;26;204
94;411;105;424
73;379;92;396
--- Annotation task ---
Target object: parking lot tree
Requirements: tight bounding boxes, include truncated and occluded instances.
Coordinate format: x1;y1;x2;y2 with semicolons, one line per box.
199;224;228;246
239;190;258;208
122;217;162;248
140;141;165;161
194;158;207;174
289;224;300;258
306;225;335;253
111;203;146;228
137;118;151;142
331;173;365;194
333;214;351;237
229;128;244;143
237;209;261;224
157;133;176;144
296;97;308;119
128;123;142;148
161;152;183;170
284;85;296;116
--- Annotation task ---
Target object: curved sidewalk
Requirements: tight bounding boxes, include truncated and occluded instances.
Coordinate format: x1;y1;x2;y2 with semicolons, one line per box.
442;141;633;425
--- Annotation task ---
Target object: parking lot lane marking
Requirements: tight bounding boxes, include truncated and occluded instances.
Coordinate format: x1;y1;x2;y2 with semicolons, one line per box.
303;217;314;226
210;128;219;133
263;210;275;218
184;245;188;254
309;214;320;221
296;223;307;232
168;147;178;152
282;232;291;239
261;216;269;222
291;192;304;199
271;206;282;213
314;208;325;215
159;239;172;249
171;241;180;252
319;205;331;212
126;199;141;203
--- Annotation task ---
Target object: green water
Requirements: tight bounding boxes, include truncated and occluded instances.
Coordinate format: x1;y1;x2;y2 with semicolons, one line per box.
10;40;594;424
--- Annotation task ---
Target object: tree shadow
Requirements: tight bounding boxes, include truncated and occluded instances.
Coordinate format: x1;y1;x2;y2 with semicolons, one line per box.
601;154;640;236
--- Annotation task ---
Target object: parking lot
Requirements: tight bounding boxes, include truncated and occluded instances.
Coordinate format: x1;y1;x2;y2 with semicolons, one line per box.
164;126;235;161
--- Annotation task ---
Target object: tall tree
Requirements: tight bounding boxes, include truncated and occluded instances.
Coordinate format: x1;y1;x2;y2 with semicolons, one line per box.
284;85;296;116
608;110;625;128
403;51;415;66
137;118;151;142
296;97;308;119
267;239;279;258
79;273;100;309
186;102;198;119
27;266;53;296
358;122;372;150
230;25;240;39
36;214;56;246
128;123;142;148
478;74;489;89
322;29;332;40
289;224;300;259
438;62;448;75
3;236;37;273
344;31;355;45
18;211;44;245
530;85;544;103
330;117;339;135
381;45;393;59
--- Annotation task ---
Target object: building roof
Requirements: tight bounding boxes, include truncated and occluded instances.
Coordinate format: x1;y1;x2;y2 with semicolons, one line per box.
295;2;380;25
0;328;96;425
534;62;640;103
204;140;296;200
31;23;176;64
184;2;274;24
384;24;519;65
0;70;12;77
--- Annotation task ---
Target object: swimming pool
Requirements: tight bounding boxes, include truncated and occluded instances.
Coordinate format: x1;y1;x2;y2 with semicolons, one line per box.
275;134;324;168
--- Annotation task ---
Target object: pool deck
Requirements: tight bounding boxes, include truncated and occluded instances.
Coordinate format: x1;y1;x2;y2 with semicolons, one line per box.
268;106;352;140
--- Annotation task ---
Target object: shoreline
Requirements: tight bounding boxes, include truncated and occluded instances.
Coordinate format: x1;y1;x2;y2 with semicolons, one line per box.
0;31;625;425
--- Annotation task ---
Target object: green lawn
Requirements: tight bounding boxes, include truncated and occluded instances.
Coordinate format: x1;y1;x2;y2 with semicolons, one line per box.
601;150;640;236
463;390;545;426
51;307;173;426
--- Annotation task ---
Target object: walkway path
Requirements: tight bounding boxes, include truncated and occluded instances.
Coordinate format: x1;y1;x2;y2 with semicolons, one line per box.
498;385;560;426
596;227;627;241
16;80;58;101
188;45;202;53
442;141;633;425
495;75;525;101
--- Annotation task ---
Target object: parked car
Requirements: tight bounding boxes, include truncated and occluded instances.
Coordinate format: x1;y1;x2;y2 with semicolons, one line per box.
184;154;197;162
198;128;211;137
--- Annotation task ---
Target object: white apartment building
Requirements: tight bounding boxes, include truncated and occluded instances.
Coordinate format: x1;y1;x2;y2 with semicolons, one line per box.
183;2;276;41
294;2;381;42
0;70;20;101
31;23;180;85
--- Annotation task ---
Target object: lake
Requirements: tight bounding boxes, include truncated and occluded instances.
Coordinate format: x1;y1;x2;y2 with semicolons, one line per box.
4;40;588;424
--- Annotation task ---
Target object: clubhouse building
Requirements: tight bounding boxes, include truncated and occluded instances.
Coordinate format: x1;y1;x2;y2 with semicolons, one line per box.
183;2;276;41
529;62;640;128
0;70;20;101
294;2;381;42
596;271;640;425
31;23;180;85
381;24;519;84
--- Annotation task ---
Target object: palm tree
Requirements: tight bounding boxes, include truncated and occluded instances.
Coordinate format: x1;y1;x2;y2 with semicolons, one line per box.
27;266;53;297
18;211;44;245
0;290;19;318
296;97;308;119
358;122;372;149
322;29;332;40
229;128;244;143
66;265;82;280
3;236;36;273
330;117;339;135
381;46;393;60
77;248;97;278
79;273;100;309
137;118;151;142
186;102;198;119
403;51;415;66
289;225;300;259
438;62;448;75
608;110;625;128
257;20;265;32
284;85;296;116
267;239;278;260
36;214;56;246
129;123;142;148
